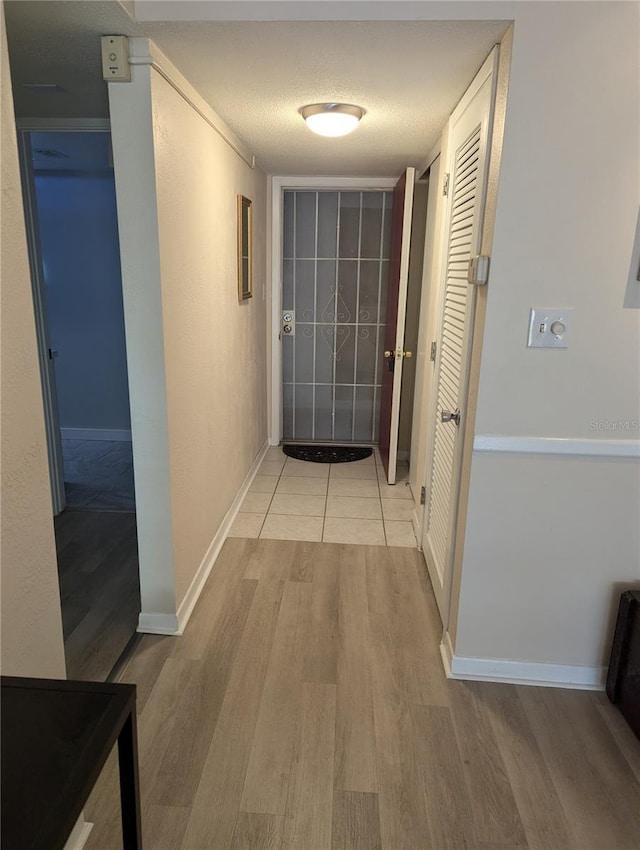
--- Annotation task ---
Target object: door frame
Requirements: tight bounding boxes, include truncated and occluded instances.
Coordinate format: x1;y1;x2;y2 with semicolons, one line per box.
269;175;396;445
378;167;415;484
16;117;111;514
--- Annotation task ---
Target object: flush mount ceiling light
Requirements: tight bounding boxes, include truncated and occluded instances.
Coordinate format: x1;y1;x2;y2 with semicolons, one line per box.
299;103;365;137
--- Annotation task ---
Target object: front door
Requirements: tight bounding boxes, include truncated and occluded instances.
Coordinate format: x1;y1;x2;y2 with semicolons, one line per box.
422;49;498;618
378;167;415;484
281;188;394;444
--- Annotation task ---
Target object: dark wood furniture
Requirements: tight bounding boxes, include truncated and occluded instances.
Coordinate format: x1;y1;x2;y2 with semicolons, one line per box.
1;676;141;850
606;590;640;739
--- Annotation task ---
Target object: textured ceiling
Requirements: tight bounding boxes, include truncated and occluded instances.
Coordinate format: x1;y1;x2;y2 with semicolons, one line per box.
5;2;509;176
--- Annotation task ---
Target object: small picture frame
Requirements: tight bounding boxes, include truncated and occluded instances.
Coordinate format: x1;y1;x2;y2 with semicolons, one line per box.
237;195;253;300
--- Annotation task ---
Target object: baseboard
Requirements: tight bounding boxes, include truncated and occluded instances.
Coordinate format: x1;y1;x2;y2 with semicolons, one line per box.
137;612;181;635
60;427;132;442
175;439;270;633
440;630;606;691
63;816;93;850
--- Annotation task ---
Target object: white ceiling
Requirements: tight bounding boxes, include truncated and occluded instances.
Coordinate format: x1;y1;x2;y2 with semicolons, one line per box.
5;1;509;176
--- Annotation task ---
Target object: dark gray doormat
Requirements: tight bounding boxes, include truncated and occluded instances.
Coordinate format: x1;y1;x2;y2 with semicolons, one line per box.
283;445;373;464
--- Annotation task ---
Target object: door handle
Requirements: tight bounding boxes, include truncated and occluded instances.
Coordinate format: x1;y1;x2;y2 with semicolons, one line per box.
384;350;394;373
441;409;461;426
384;350;413;358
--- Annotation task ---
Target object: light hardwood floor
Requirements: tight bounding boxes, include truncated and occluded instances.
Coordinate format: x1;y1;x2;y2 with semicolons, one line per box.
55;509;140;681
84;538;640;849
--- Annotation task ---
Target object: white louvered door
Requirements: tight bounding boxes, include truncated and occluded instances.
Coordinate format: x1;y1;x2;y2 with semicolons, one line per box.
422;49;498;620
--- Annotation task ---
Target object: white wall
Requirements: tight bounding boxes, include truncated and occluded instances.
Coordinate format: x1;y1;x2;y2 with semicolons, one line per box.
151;58;267;606
0;3;66;679
108;39;267;627
448;1;640;677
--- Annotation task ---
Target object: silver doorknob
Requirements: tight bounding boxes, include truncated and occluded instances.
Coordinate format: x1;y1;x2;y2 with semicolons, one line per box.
441;409;461;426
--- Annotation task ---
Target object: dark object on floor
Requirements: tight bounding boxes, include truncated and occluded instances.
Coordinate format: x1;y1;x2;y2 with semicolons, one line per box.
606;590;640;740
283;444;373;464
1;676;141;850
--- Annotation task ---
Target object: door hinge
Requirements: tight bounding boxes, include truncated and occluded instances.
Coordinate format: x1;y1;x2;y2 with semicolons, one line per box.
430;341;437;362
443;173;450;196
420;486;426;505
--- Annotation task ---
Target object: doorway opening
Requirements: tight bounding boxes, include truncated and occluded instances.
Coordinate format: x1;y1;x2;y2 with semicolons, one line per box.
18;125;141;681
281;188;393;445
273;177;428;488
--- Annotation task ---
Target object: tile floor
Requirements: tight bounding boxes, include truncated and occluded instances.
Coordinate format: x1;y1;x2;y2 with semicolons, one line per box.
228;446;417;547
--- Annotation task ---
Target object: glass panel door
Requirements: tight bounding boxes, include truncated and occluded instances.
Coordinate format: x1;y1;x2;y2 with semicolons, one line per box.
282;189;392;443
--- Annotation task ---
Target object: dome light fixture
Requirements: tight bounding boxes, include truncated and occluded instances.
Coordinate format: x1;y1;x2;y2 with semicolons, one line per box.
299;103;365;137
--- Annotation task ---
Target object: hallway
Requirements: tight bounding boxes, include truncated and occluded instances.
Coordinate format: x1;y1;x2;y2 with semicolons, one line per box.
84;538;640;850
230;447;416;547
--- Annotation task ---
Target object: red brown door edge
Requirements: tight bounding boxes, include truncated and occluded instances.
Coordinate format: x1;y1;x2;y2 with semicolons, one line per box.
378;167;415;484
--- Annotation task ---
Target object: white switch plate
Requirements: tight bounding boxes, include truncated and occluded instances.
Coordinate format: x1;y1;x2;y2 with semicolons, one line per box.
527;308;573;349
101;35;131;82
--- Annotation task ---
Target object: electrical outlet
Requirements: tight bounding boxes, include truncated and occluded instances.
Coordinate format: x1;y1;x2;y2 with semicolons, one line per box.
527;308;573;349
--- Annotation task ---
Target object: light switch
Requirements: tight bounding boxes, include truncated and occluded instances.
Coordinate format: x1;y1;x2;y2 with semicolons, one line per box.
527;308;573;348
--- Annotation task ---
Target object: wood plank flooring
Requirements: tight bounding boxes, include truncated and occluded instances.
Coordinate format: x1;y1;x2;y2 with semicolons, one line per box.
84;538;640;849
55;508;140;681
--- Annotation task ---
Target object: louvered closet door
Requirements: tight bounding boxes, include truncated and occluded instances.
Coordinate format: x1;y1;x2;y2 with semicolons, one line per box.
422;49;498;620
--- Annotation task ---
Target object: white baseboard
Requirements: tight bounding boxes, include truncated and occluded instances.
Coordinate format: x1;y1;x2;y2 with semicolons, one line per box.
136;440;269;637
137;612;181;635
63;816;93;850
174;439;270;633
440;631;606;691
60;427;132;442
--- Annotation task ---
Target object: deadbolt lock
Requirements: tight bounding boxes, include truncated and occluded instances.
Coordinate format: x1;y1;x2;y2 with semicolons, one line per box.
384;350;412;359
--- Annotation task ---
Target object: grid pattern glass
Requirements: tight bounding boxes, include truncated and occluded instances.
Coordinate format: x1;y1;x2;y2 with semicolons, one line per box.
282;190;393;443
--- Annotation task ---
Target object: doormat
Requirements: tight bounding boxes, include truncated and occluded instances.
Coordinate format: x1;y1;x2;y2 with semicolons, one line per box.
283;445;373;464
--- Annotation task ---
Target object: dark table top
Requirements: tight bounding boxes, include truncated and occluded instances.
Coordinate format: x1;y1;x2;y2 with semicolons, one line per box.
1;676;136;850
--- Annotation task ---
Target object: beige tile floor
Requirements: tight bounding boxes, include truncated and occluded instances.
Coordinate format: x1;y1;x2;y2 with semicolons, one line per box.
228;446;418;547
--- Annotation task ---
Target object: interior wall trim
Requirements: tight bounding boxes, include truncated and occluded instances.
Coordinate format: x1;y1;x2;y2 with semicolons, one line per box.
174;439;270;633
127;38;255;168
473;434;640;458
60;427;132;442
137;612;180;636
440;631;606;691
16;118;111;131
62;816;93;850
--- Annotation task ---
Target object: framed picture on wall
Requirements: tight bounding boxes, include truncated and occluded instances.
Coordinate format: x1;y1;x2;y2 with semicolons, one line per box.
237;195;253;300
